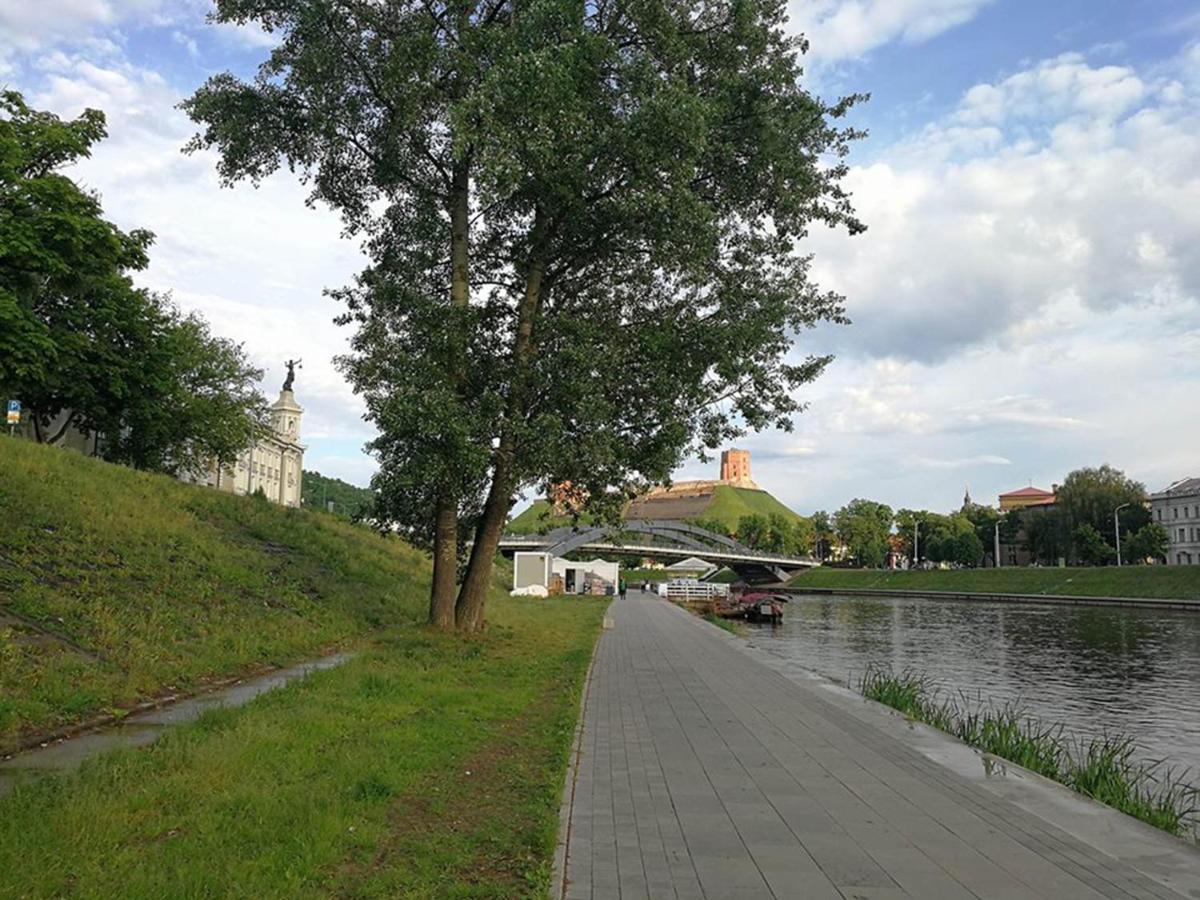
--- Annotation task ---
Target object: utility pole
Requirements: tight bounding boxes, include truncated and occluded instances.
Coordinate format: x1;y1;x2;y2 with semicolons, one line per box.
994;522;1001;568
1114;503;1130;567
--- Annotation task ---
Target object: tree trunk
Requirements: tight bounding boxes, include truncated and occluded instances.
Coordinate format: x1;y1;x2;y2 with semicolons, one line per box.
427;160;473;627
455;224;547;632
429;494;459;629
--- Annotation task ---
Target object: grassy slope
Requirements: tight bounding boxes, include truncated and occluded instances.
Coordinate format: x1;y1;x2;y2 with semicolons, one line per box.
701;484;805;530
791;566;1200;600
0;440;609;896
0;438;434;748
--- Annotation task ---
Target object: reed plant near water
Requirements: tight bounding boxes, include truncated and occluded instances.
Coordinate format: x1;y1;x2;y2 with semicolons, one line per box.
859;665;1199;838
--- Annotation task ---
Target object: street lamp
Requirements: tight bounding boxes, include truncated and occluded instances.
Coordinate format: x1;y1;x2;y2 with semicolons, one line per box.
1114;503;1131;567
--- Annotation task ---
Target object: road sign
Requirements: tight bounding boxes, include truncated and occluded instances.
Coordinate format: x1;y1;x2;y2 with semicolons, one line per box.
6;400;20;425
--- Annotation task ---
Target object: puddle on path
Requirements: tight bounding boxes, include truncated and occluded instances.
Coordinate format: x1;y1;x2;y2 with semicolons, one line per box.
0;652;353;797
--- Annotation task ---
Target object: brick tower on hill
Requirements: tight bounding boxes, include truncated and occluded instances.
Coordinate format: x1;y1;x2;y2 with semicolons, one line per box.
720;449;755;487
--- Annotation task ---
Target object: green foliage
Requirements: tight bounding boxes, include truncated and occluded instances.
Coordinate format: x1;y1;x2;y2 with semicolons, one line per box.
834;499;893;567
185;0;865;625
1074;523;1115;566
1057;465;1149;544
1124;522;1170;563
860;666;1198;837
301;469;375;520
0;595;607;896
0;90;263;473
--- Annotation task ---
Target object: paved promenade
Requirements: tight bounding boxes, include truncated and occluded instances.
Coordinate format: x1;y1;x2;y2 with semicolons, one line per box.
557;592;1194;899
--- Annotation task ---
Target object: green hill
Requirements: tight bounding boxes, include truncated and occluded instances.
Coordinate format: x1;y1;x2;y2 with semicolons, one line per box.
702;484;805;530
0;438;432;750
507;483;804;537
301;468;374;518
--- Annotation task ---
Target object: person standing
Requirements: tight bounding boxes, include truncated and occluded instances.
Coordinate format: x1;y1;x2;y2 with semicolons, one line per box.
619;579;628;600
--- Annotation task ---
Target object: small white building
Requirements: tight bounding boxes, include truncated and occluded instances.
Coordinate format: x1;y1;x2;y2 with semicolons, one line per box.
513;552;619;595
665;556;717;578
1150;477;1200;566
185;387;305;508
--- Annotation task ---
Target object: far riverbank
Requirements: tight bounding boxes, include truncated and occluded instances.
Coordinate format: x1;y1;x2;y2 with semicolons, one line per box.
789;565;1200;602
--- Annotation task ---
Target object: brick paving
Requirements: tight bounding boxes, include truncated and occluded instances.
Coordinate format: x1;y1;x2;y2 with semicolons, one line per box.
558;592;1189;899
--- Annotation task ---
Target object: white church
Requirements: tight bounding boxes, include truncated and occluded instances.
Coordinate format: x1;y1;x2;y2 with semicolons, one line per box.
184;369;306;507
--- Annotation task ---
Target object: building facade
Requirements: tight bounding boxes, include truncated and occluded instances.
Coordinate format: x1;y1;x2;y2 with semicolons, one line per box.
185;387;305;507
1150;477;1200;566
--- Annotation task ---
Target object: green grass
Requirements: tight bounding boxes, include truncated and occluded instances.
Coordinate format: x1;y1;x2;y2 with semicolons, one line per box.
860;667;1199;837
0;594;608;897
0;438;438;749
700;484;805;530
791;566;1200;600
702;612;742;635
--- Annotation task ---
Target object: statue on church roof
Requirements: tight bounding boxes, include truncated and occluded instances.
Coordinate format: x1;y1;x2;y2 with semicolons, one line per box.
282;358;302;392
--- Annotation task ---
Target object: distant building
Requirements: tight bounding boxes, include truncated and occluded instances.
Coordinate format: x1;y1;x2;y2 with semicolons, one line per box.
1150;477;1200;566
719;449;756;487
665;557;717;578
184;385;305;508
998;485;1057;512
997;484;1059;566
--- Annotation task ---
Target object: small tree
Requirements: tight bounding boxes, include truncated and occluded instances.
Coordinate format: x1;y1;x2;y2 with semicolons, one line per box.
1073;524;1115;566
1123;523;1169;564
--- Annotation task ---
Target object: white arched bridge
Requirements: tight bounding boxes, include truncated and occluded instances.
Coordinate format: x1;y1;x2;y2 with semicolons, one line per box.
498;519;817;584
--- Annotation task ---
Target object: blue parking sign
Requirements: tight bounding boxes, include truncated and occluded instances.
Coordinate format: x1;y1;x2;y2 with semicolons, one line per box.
6;400;20;425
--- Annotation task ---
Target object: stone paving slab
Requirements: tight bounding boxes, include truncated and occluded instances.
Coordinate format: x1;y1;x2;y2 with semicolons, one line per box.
556;592;1195;900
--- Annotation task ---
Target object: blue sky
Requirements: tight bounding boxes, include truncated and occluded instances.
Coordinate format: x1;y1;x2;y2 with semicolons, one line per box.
3;1;1198;515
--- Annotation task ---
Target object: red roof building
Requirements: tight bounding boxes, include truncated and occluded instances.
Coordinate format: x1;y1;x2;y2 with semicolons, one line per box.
998;485;1057;512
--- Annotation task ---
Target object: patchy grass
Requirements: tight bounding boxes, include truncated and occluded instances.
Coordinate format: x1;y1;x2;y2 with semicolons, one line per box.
860;666;1199;837
0;439;434;749
701;611;742;635
792;566;1200;601
0;594;607;897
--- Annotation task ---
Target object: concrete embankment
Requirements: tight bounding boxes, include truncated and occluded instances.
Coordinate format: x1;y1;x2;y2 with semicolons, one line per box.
784;585;1200;611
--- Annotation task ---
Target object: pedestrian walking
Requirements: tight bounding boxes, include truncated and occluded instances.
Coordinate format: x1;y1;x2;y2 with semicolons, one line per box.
619;579;628;600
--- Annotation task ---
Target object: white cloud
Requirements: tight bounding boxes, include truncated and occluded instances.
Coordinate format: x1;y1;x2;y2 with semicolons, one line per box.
789;0;993;61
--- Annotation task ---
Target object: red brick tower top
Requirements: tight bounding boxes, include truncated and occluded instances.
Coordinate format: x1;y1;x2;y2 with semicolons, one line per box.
720;449;752;486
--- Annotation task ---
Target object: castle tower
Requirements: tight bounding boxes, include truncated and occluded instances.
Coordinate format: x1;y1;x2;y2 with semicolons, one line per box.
720;449;754;487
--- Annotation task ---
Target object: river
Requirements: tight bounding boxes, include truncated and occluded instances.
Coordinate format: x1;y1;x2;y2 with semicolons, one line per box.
744;594;1200;777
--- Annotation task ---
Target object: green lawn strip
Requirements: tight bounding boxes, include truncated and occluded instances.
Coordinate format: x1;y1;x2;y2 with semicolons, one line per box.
0;595;607;898
0;439;429;748
790;566;1200;601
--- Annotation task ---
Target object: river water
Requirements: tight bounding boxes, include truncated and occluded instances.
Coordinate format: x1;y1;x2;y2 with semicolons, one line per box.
744;594;1200;777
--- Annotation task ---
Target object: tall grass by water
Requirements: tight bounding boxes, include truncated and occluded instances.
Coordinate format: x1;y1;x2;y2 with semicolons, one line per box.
860;666;1199;837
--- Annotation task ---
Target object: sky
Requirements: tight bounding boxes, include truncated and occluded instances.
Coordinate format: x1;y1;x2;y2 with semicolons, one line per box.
2;0;1198;515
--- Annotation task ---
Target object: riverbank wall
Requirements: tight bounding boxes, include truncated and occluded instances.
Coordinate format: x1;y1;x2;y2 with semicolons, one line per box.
784;586;1200;611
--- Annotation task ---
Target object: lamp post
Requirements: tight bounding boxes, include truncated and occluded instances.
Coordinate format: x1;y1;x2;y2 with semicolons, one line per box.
913;520;919;568
1114;503;1130;567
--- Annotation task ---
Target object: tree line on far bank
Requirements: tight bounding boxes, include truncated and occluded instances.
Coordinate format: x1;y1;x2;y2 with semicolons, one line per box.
0;92;265;476
811;465;1169;569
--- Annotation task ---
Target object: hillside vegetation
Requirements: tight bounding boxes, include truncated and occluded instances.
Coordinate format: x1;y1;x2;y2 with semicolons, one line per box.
790;566;1200;600
0;438;434;749
507;484;805;537
301;469;374;518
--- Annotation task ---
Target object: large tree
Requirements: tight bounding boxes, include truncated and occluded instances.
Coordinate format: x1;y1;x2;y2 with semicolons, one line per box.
1056;465;1149;562
1;91;264;470
188;0;864;631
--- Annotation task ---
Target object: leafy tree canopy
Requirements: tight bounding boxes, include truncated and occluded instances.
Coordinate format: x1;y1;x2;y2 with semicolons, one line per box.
834;499;892;568
1;91;265;474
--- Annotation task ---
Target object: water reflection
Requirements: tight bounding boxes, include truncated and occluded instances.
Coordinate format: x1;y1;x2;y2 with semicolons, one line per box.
747;596;1200;775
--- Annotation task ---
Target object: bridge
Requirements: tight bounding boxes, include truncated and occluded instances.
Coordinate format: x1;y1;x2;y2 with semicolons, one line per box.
498;518;817;584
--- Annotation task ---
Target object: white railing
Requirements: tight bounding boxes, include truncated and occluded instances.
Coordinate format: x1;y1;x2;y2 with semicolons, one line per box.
659;579;729;601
